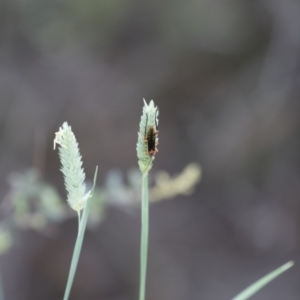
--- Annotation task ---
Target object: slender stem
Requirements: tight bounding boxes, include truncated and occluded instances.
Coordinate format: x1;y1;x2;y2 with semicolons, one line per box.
77;211;81;235
63;166;98;300
232;261;294;300
139;174;149;300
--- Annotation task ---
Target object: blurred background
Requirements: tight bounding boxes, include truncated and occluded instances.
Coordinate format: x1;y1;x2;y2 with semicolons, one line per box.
0;0;300;299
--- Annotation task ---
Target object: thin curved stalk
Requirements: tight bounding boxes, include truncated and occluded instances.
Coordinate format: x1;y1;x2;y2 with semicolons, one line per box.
63;166;98;300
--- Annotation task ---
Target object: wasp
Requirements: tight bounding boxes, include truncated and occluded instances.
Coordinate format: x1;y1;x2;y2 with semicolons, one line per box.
144;110;159;156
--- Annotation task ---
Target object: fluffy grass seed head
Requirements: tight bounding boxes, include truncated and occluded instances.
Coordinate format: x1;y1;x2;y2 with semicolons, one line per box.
136;99;159;174
54;122;89;213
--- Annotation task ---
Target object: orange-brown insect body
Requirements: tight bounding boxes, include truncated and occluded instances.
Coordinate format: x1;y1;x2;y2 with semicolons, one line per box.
144;110;159;157
145;125;158;156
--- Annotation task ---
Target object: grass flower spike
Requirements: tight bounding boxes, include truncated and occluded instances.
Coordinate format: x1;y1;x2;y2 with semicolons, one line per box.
137;99;159;174
137;99;159;300
54;122;98;300
54;122;89;213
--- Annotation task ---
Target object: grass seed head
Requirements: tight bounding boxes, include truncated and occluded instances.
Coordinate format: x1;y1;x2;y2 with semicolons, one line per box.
54;122;89;212
136;99;159;174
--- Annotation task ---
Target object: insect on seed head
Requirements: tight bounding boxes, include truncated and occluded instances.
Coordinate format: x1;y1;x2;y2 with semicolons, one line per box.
137;99;159;174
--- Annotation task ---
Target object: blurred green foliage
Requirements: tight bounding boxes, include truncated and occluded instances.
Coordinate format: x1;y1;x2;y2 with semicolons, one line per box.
0;163;200;255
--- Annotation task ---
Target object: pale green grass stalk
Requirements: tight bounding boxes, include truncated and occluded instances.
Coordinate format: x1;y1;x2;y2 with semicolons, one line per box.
63;166;98;300
54;122;98;300
136;99;159;300
232;261;294;300
139;174;149;300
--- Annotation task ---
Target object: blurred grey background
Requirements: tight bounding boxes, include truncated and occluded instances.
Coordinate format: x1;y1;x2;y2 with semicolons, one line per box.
1;0;300;299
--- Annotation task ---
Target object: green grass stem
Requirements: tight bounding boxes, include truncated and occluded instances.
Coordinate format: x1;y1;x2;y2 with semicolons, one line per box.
63;166;98;300
139;174;149;300
232;261;294;300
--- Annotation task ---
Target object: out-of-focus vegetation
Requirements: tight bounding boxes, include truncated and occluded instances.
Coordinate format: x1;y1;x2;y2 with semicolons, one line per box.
0;164;201;252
